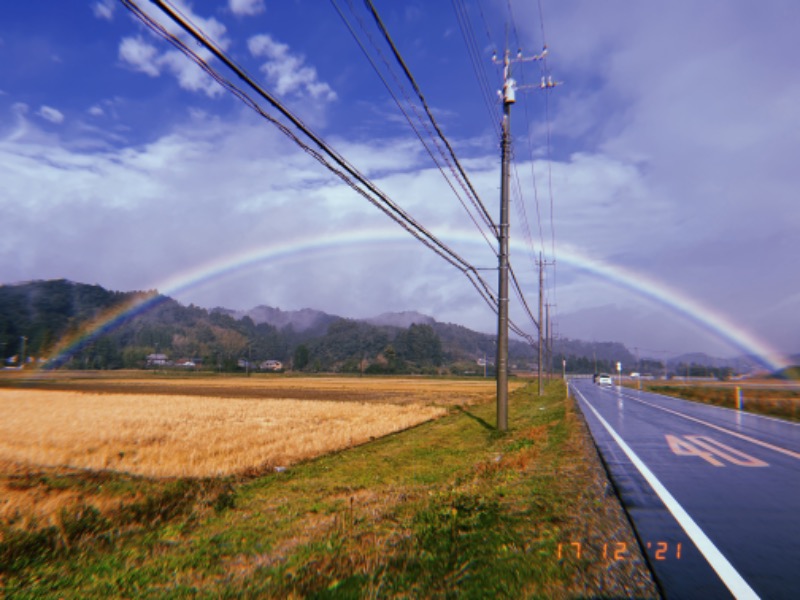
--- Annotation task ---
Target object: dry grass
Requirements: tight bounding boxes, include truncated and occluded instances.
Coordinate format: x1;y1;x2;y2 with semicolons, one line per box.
3;372;511;405
0;379;660;597
637;379;800;421
0;375;510;538
0;388;446;478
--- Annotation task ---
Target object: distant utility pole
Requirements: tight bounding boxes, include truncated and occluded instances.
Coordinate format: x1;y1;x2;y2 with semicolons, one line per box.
538;253;544;395
494;46;553;429
536;254;555;395
545;302;553;382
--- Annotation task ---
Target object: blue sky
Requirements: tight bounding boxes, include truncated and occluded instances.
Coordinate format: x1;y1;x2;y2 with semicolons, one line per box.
1;1;798;362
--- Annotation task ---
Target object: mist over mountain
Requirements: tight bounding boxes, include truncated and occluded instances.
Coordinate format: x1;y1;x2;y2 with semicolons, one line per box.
667;353;765;373
1;279;783;376
365;312;436;328
215;305;339;336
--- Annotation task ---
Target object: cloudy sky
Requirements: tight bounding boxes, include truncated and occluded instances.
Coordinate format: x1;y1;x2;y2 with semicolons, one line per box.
1;1;797;363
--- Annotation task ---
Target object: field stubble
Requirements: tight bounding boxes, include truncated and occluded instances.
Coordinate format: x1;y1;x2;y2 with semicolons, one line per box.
0;376;500;529
0;375;500;479
0;374;657;597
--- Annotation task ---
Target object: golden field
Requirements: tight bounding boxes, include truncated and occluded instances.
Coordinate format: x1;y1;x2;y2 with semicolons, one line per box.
0;371;508;403
0;390;449;479
0;382;464;478
0;374;522;527
0;374;522;478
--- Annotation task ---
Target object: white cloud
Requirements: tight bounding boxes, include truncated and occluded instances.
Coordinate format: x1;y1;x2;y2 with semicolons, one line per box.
229;0;265;17
118;4;230;98
92;0;116;21
8;0;800;360
119;36;161;77
37;106;65;124
248;34;337;101
161;50;225;98
88;105;105;117
4;104;29;143
119;36;225;98
505;0;800;351
0;110;493;332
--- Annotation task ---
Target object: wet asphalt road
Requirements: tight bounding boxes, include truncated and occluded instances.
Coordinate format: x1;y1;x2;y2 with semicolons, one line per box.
570;379;800;599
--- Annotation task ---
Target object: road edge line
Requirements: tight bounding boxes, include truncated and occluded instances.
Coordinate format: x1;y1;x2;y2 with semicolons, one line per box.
572;384;760;600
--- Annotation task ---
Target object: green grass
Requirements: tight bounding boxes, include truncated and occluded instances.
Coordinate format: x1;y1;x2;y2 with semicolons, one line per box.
640;382;800;422
1;380;657;598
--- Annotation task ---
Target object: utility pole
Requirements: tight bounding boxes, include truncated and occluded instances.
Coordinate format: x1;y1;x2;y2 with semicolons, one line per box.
538;253;544;395
494;46;556;425
545;302;553;382
495;48;513;432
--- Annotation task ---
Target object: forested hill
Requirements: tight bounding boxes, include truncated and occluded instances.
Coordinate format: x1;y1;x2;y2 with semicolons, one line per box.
1;279;634;374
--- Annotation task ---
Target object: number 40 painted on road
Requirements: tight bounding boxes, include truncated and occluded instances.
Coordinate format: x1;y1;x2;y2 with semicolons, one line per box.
665;435;768;467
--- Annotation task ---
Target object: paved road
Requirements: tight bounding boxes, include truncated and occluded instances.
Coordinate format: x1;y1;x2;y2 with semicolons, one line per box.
570;379;800;599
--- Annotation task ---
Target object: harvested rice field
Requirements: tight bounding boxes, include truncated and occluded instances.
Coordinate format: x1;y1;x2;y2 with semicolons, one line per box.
0;390;449;478
1;371;511;404
0;376;488;477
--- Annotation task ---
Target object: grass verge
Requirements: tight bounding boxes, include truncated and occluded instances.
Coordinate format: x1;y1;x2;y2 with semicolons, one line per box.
633;381;799;422
1;380;658;598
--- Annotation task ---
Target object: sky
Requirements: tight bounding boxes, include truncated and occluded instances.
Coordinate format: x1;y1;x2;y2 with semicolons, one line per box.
1;0;798;363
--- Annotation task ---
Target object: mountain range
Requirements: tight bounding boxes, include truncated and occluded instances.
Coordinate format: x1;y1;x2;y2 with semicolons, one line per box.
1;279;786;376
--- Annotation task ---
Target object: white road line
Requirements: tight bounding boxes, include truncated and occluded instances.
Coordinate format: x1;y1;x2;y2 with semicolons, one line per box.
615;388;800;461
601;382;800;428
573;385;760;600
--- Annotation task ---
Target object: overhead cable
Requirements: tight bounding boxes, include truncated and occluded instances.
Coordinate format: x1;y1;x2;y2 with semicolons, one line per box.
330;0;498;257
451;0;501;139
120;0;499;312
363;0;497;236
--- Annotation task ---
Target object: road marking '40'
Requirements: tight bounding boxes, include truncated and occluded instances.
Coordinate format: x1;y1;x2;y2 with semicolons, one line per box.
665;435;768;467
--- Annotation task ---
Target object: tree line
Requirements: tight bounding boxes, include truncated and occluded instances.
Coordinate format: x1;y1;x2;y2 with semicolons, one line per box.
2;279;645;375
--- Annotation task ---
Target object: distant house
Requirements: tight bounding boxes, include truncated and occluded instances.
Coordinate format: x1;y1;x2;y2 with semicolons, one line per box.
260;360;283;372
146;353;169;367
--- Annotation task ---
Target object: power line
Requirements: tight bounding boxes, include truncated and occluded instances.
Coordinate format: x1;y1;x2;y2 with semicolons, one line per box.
301;1;540;346
363;0;497;237
531;0;559;307
330;0;498;257
120;0;499;313
361;0;546;352
451;0;501;139
121;0;544;368
505;0;522;54
509;264;539;329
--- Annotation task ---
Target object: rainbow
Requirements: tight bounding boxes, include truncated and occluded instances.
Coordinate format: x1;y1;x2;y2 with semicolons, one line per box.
42;289;168;368
550;242;790;372
41;228;790;372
